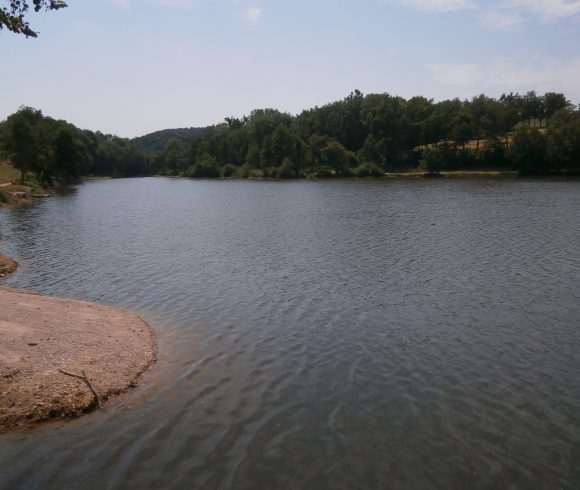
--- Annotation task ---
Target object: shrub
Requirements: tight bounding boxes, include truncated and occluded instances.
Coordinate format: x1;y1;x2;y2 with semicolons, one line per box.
419;147;446;176
354;163;384;177
248;168;263;179
235;164;252;178
220;164;238;178
314;167;334;178
275;158;297;179
184;155;220;178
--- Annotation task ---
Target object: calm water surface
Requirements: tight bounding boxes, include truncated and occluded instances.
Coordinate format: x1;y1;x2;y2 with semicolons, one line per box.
1;178;579;489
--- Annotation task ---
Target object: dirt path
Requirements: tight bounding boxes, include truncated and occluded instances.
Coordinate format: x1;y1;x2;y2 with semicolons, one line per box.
0;287;157;432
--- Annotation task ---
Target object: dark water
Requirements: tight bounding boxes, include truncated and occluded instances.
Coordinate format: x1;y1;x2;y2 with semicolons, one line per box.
1;178;580;490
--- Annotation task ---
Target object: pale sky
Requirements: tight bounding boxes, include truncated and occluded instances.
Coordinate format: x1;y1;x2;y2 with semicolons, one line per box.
1;0;579;138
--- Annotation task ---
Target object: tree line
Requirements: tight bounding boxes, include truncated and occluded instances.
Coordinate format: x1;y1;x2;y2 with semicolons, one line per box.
157;89;580;178
0;107;149;184
1;89;579;185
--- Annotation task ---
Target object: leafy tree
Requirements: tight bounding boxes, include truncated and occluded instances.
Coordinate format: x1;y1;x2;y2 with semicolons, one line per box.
245;143;261;167
543;93;571;126
507;128;548;175
452;112;474;150
184;154;220;178
354;162;384;177
0;0;67;37
1;107;46;182
419;147;445;176
546;110;580;172
320;140;350;176
50;127;87;183
521;91;544;127
308;133;330;170
163;138;185;175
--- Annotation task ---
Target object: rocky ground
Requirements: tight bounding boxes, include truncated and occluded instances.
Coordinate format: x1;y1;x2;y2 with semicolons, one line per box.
0;287;157;431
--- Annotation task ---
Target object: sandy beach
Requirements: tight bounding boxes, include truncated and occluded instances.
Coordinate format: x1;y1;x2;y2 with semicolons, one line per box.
0;286;156;431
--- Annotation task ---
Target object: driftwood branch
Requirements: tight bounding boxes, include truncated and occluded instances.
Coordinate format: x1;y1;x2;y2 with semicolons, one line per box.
58;368;85;380
58;368;104;409
82;370;103;409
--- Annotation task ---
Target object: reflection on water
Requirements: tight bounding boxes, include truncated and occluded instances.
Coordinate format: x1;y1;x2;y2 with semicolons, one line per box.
1;177;580;489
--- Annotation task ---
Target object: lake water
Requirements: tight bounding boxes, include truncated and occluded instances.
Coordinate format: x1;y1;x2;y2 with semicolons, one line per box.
1;177;579;489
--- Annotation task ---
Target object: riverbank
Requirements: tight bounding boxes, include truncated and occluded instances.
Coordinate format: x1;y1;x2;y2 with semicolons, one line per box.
0;169;43;208
383;170;519;178
0;287;157;432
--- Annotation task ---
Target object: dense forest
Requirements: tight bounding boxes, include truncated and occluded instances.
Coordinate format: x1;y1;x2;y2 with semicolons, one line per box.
133;127;208;153
1;90;579;185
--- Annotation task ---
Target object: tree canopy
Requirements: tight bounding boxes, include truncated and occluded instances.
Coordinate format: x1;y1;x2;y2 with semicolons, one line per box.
1;90;579;184
0;0;67;37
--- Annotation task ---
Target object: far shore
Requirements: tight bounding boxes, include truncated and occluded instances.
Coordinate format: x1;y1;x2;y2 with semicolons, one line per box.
383;170;519;178
0;261;157;432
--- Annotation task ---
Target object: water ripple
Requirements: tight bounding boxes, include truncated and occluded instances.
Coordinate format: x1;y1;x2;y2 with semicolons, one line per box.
1;178;580;489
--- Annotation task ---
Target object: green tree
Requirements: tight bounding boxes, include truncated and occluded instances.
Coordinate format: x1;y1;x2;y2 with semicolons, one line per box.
245;143;261;167
321;140;351;176
184;154;220;178
164;138;185;175
50;127;87;183
521;91;544;127
507;128;548;175
0;0;67;37
419;147;445;176
543;93;571;126
546;110;580;172
1;107;46;182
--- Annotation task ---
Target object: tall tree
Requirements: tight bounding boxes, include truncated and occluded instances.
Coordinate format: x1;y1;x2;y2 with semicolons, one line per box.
507;128;548;175
1;107;46;182
543;93;571;126
51;127;87;183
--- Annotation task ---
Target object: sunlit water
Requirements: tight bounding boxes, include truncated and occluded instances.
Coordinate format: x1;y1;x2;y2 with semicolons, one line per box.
1;177;580;489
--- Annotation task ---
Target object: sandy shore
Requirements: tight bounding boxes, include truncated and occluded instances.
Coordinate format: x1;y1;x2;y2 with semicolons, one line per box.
0;287;157;431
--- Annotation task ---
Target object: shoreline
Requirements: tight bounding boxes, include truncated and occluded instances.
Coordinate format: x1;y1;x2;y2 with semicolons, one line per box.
0;283;157;432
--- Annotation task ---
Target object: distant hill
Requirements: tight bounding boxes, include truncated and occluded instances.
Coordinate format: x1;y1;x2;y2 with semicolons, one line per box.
133;127;209;153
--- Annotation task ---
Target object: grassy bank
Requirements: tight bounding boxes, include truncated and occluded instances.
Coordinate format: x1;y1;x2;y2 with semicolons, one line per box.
0;164;48;207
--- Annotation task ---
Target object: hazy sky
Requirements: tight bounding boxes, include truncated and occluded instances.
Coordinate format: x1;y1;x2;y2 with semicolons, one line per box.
2;0;579;137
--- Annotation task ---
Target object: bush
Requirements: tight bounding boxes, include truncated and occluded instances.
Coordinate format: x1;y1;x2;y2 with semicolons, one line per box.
248;168;263;179
507;128;549;175
184;155;220;178
354;163;384;177
275;158;297;179
339;167;355;178
235;164;252;178
314;167;334;178
419;147;445;176
220;164;238;178
261;167;278;178
0;191;10;204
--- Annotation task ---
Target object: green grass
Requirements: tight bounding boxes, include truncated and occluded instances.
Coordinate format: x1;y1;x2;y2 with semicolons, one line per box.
0;190;12;204
0;164;20;185
0;164;47;204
